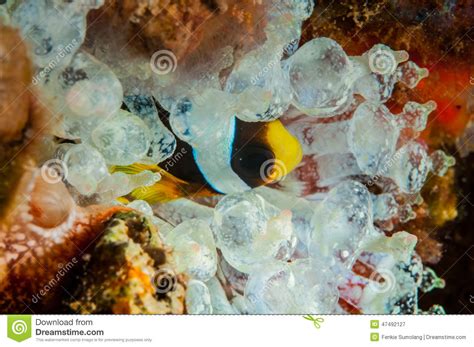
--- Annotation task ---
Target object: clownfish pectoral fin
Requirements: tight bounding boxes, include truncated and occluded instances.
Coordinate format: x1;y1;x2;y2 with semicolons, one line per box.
110;163;191;204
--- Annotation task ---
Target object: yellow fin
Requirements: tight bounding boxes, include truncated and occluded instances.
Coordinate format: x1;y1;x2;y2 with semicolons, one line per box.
129;179;188;204
116;196;130;204
111;163;161;175
129;185;171;203
111;163;190;204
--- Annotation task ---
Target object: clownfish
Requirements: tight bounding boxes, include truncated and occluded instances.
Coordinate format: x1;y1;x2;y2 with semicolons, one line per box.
112;104;303;204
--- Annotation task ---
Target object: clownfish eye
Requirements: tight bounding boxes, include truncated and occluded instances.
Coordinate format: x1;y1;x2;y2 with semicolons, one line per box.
233;146;274;180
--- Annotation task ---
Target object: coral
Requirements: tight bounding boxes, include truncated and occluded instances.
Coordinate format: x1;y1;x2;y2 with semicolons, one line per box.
0;25;31;142
0;166;129;312
69;211;187;314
